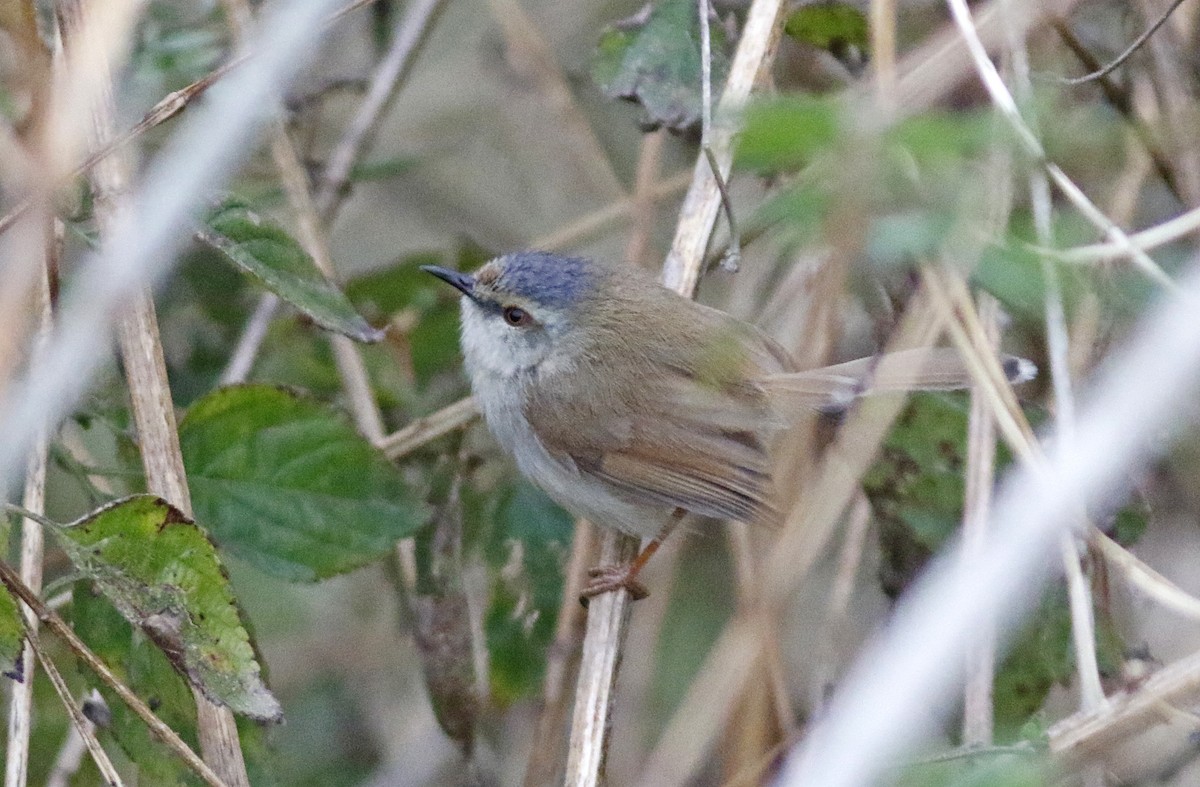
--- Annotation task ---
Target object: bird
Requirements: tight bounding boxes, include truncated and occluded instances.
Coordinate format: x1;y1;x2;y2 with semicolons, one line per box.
423;252;1034;602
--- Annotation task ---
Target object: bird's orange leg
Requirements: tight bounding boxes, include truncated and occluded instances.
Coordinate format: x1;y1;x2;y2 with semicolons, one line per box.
580;508;686;606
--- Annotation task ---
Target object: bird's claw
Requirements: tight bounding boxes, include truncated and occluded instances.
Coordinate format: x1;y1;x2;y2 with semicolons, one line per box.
579;565;650;607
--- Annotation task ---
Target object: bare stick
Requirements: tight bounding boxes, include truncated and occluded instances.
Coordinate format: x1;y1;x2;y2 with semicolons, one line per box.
380;396;480;459
46;713;91;787
531;172;692;253
22;623;124;786
870;0;898;114
961;295;999;746
1054;204;1200;263
660;0;786;296
698;0;739;270
314;0;450;221
483;0;625;206
0;560;226;787
524;521;597;786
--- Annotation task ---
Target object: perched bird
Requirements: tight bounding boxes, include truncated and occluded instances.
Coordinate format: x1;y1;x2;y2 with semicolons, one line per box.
424;252;1033;601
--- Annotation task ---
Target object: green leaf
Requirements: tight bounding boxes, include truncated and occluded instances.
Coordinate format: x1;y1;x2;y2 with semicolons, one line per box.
993;589;1073;741
73;582;203;785
736;97;843;173
783;3;868;53
179;384;430;581
53;495;281;721
477;482;571;703
591;0;730;132
0;583;24;681
200;199;383;343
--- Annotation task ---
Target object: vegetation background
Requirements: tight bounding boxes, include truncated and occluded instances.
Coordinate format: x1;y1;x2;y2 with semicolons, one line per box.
3;0;1200;785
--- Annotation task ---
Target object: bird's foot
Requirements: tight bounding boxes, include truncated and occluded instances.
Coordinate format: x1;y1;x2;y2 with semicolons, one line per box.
579;565;650;607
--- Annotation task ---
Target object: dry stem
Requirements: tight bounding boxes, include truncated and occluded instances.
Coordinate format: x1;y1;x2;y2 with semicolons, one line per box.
22;624;123;786
56;0;248;780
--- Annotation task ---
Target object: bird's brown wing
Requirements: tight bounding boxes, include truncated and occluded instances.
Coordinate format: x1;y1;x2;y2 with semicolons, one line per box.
525;340;780;524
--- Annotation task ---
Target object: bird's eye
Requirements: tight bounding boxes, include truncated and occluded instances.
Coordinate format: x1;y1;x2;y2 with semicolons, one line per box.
502;306;532;327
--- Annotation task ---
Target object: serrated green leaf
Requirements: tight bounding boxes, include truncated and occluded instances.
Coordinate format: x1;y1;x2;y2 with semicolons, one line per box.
180;384;430;581
591;0;730;132
0;583;24;681
54;495;281;721
784;3;868;52
201;199;383;343
73;582;203;785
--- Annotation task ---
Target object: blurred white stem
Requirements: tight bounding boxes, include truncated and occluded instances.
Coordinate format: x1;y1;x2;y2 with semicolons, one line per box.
779;257;1200;785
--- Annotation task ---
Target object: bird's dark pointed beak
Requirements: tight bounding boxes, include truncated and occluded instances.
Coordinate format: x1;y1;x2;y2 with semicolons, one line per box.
421;265;476;298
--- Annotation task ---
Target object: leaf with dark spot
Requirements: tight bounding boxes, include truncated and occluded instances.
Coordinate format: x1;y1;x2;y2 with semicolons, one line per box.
54;495;281;721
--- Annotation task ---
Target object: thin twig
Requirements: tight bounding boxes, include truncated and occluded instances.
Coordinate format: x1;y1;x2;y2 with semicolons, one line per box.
22;623;124;786
483;0;626;207
219;293;279;385
1049;645;1200;762
45;711;91;787
314;0;451;222
870;0;898;115
945;0;1178;291
660;0;786;296
1054;0;1187;85
1052;202;1200;263
380;396;480;459
531;171;692;253
0;560;226;787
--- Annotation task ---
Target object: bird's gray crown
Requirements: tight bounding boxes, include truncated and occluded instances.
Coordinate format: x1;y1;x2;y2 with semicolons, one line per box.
486;252;597;309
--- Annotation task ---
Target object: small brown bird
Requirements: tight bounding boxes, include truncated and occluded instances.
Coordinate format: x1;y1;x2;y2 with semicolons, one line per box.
424;253;1033;600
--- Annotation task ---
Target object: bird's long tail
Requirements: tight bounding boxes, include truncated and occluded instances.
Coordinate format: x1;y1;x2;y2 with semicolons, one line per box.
763;348;1037;414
